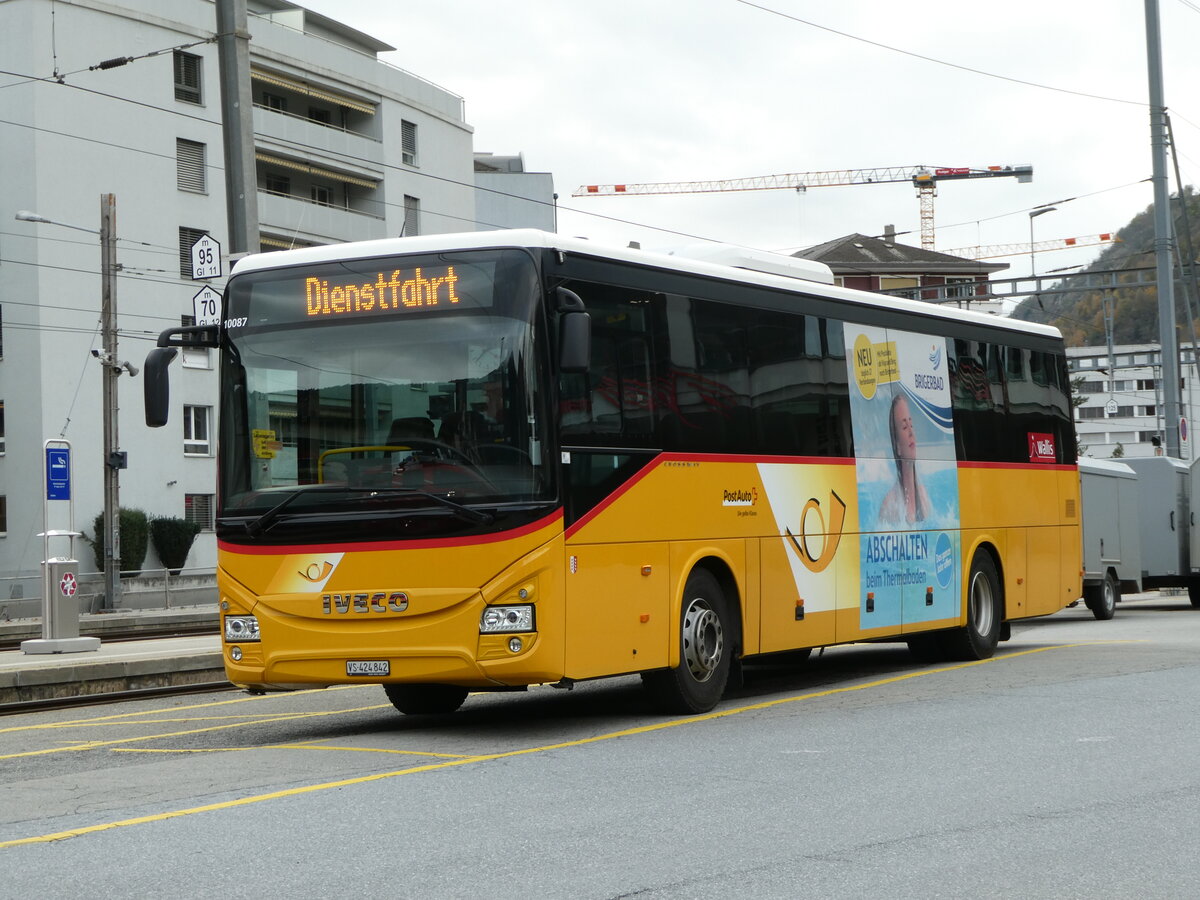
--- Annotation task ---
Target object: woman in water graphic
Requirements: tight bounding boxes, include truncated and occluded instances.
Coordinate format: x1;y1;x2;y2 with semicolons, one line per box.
878;392;932;526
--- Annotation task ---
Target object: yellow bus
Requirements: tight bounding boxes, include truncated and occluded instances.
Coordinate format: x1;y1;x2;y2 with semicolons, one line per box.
145;230;1081;715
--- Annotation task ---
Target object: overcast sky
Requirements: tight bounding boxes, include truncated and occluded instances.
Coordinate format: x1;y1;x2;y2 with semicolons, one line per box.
299;0;1200;281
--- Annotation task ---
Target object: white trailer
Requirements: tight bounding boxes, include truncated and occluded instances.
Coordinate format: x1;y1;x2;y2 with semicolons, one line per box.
1122;456;1198;607
1078;458;1142;619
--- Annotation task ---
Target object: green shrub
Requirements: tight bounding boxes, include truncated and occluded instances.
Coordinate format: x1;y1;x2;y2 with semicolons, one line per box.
87;508;150;573
149;517;201;575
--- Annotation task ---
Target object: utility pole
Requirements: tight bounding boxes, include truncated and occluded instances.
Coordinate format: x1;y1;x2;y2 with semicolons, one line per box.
216;0;259;254
1146;0;1181;457
100;193;121;610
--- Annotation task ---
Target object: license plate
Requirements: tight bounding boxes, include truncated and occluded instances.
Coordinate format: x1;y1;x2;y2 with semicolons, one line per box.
346;660;389;676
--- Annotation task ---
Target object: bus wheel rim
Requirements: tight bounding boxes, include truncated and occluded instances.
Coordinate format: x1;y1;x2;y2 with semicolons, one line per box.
682;598;723;682
969;569;994;636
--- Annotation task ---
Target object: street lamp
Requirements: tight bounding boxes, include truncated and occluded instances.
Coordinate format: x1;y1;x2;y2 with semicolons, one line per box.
15;196;125;610
1028;206;1058;310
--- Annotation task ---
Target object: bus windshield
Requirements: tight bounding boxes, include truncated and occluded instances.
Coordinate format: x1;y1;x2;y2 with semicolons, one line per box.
217;249;552;540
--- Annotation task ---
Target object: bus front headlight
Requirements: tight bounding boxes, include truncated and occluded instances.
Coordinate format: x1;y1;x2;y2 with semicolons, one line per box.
224;615;260;642
480;605;534;634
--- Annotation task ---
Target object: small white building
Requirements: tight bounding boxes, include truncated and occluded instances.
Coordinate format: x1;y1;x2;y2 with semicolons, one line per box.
1069;342;1200;460
474;153;556;232
0;0;553;596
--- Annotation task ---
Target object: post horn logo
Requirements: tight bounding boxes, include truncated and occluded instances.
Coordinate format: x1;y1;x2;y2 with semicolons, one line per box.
785;491;846;573
299;561;335;582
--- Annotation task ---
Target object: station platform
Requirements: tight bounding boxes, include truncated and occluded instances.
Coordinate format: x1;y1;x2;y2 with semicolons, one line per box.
0;606;225;708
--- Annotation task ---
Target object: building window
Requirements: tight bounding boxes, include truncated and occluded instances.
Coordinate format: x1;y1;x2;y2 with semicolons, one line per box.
0;495;6;535
945;277;976;299
311;184;332;206
263;91;288;112
183;405;211;455
174;51;202;104
264;173;291;196
401;120;417;166
1077;407;1105;420
185;494;214;531
178;227;208;278
0;400;5;454
1140;405;1157;417
176;139;206;193
403;195;420;236
308;106;332;125
1077;380;1105;394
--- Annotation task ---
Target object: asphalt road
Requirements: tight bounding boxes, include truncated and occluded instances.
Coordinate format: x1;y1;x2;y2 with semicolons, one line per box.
2;595;1199;899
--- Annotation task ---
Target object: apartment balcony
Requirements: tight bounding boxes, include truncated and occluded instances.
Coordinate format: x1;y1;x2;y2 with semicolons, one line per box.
258;190;387;245
253;106;384;168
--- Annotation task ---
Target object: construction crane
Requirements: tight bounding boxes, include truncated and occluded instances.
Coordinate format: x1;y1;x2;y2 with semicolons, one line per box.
942;233;1117;260
573;165;1033;250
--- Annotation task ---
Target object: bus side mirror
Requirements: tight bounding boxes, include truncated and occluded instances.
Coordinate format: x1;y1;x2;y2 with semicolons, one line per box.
144;347;178;427
557;287;590;374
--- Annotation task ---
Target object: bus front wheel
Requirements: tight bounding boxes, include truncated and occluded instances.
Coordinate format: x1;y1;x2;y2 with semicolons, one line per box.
642;569;732;715
383;682;469;715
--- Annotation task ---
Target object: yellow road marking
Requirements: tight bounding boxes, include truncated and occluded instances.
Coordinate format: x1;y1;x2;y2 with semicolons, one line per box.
0;705;392;761
0;685;378;735
0;641;1122;849
110;744;471;759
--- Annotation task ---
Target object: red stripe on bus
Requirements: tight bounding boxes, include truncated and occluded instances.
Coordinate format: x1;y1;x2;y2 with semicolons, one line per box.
958;461;1078;471
218;509;564;556
563;452;857;540
564;456;664;540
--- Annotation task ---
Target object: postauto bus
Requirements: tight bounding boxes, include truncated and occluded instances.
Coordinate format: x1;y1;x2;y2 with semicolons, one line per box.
144;230;1080;716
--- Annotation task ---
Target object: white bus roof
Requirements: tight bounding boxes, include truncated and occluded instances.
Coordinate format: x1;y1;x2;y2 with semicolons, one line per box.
231;229;1062;341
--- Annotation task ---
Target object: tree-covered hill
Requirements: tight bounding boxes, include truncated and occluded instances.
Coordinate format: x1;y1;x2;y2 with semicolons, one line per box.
1011;188;1200;347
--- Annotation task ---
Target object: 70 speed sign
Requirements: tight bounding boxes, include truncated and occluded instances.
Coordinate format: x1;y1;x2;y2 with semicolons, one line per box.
192;285;223;327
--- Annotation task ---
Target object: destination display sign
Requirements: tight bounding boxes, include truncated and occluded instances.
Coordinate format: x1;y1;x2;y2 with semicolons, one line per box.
304;265;465;319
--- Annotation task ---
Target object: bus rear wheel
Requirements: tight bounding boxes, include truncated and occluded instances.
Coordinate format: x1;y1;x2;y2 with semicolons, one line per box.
1084;571;1119;620
940;551;1003;660
383;683;469;715
642;569;732;715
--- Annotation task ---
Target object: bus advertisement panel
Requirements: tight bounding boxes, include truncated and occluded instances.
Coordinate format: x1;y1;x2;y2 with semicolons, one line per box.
845;326;961;632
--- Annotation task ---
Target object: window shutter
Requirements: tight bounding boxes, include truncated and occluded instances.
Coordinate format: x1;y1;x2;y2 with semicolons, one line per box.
401;120;417;165
176;139;206;193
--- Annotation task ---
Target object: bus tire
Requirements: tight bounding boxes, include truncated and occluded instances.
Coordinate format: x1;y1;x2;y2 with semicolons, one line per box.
642;569;731;714
1189;579;1200;609
1084;571;1119;620
383;683;469;715
940;551;1002;660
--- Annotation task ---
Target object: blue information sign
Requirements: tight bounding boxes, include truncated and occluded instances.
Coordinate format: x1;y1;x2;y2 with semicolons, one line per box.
46;447;70;500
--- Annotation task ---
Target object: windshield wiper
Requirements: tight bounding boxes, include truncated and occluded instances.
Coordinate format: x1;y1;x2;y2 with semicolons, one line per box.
240;484;493;537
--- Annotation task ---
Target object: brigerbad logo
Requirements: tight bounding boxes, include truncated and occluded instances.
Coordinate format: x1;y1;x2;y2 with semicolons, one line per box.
928;344;943;370
722;487;758;507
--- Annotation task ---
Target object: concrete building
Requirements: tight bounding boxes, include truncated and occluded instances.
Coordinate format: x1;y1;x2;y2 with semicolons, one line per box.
1069;342;1200;461
0;0;552;599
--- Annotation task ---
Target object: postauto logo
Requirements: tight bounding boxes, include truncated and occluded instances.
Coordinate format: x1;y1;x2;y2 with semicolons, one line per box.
722;487;758;507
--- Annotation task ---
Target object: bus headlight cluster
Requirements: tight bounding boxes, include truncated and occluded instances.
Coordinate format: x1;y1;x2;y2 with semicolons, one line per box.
480;605;534;634
224;615;260;642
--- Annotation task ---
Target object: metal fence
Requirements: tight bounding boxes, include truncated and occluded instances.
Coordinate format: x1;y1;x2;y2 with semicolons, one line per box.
0;566;217;621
